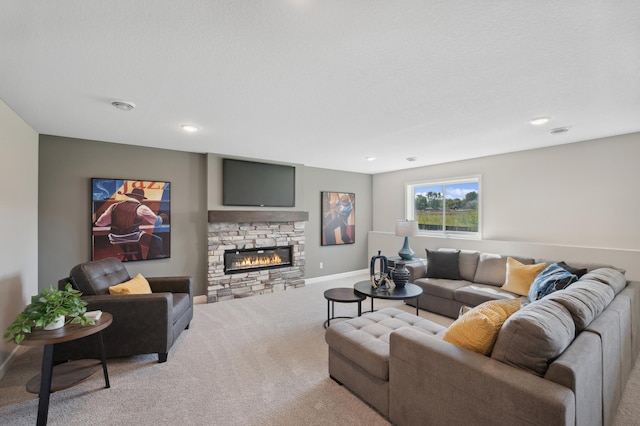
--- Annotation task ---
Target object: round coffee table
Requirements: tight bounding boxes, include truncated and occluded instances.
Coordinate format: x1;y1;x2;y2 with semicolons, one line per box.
354;280;423;316
323;288;366;328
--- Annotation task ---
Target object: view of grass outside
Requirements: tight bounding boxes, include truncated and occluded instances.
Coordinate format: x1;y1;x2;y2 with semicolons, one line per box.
412;180;479;233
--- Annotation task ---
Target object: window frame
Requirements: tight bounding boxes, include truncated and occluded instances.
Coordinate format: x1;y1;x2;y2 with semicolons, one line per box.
405;175;482;239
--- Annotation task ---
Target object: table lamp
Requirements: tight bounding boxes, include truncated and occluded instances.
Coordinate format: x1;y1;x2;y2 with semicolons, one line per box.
395;220;419;260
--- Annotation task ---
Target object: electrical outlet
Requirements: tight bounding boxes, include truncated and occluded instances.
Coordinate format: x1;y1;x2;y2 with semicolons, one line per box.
319;262;323;269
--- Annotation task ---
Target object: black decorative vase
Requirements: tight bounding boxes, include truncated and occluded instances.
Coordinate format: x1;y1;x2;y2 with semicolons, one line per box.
391;262;410;288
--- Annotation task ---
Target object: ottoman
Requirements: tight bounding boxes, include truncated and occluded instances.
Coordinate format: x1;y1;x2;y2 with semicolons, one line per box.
324;307;446;417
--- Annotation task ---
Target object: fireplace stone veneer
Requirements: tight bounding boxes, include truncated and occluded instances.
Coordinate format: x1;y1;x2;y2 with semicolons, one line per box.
207;211;307;303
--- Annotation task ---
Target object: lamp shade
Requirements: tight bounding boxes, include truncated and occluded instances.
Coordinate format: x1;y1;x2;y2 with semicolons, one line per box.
395;220;419;237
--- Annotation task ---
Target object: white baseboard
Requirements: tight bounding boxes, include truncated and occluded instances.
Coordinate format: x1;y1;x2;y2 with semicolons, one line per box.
0;345;27;381
193;295;207;305
305;269;368;284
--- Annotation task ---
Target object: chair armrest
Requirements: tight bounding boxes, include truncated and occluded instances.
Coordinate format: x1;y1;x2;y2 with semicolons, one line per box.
81;293;172;326
389;327;575;426
147;276;192;295
406;262;427;283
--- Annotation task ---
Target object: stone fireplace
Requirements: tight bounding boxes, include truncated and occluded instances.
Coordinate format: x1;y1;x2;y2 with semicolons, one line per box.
207;210;308;303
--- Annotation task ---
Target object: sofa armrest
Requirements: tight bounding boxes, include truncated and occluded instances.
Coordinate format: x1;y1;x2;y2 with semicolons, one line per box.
389;327;575;426
147;276;193;299
406;262;427;283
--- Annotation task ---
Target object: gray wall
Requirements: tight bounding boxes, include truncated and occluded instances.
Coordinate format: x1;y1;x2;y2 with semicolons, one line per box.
206;153;373;278
38;136;209;295
0;100;39;375
370;132;640;280
303;167;372;278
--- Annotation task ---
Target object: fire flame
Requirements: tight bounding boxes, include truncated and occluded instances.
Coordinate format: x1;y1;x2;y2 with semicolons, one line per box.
234;253;283;269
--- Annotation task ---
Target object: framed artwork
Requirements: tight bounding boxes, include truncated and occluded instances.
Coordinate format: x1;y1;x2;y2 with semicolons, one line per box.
91;178;171;262
321;191;355;246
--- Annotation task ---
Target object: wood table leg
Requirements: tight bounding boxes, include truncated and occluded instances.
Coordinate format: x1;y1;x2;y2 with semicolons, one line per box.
37;344;54;426
96;332;110;388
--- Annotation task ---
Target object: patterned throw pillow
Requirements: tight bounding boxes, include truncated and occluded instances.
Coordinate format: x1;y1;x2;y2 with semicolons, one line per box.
528;263;579;302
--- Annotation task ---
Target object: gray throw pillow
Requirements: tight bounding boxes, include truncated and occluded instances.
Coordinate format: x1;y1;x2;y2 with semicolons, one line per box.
491;298;575;376
426;249;460;280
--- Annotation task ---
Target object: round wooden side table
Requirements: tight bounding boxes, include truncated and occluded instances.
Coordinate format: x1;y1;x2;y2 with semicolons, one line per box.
19;312;113;426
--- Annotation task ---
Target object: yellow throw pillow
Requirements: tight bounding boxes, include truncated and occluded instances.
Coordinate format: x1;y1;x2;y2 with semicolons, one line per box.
443;299;521;355
501;257;547;296
108;273;152;295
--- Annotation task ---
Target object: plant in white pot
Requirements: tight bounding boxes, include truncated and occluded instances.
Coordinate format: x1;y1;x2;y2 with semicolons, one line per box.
4;283;95;344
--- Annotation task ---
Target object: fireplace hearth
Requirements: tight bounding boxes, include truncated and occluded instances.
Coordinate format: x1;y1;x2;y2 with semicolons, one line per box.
224;246;292;274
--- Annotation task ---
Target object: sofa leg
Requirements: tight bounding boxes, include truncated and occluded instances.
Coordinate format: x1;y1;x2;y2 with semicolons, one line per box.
330;375;343;386
158;353;168;363
185;322;190;330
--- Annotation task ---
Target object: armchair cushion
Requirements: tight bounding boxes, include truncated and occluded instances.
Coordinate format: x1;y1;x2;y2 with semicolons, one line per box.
70;257;131;295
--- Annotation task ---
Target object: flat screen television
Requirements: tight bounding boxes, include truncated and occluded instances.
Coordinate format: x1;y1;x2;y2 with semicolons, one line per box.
222;159;296;207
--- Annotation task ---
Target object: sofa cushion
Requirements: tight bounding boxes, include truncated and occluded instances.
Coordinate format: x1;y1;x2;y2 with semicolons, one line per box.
528;263;579;302
454;284;520;307
501;258;547;296
473;253;535;287
426;249;460;280
413;278;471;300
108;273;152;295
438;249;480;282
491;298;576;376
546;280;615;331
443;299;521;355
580;268;627;295
535;259;625;276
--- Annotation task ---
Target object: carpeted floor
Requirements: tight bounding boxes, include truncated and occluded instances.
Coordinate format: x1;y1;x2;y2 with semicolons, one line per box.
1;271;639;425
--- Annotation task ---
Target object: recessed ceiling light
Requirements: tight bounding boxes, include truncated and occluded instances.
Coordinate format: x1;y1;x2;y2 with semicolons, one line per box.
406;157;417;162
111;100;135;111
549;127;570;135
529;116;551;126
180;124;199;133
366;156;376;161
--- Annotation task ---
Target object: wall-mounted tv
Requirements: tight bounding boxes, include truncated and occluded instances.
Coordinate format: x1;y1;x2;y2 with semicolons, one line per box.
222;159;296;207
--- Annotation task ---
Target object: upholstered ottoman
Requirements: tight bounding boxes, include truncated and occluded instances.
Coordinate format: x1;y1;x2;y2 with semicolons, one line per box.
324;307;446;417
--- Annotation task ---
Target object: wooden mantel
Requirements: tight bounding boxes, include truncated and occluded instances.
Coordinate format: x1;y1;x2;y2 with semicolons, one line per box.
208;210;309;223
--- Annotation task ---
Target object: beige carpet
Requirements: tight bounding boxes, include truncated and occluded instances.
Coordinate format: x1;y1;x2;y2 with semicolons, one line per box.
1;271;639;425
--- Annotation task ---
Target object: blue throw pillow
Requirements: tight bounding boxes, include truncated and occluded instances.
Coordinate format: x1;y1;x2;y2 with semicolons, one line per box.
528;263;579;302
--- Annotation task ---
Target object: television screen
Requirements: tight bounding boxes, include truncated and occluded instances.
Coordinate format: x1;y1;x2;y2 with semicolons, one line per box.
222;159;295;207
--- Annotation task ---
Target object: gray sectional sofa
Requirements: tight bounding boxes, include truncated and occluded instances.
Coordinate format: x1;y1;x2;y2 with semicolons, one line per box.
405;249;626;318
325;250;640;426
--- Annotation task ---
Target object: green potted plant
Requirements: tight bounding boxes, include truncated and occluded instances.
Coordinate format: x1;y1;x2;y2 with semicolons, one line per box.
4;283;95;344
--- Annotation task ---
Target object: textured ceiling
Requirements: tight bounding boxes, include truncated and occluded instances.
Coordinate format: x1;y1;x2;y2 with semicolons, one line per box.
2;1;639;174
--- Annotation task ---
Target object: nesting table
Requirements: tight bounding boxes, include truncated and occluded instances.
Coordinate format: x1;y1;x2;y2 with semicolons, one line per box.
323;288;366;328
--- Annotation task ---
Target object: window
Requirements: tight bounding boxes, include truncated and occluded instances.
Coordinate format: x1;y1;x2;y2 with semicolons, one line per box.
406;177;480;238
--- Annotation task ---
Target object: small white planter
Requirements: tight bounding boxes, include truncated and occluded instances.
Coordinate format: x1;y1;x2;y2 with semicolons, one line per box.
44;315;65;330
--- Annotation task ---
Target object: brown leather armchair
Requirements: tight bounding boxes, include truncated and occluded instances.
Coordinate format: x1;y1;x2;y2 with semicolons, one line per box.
54;257;193;363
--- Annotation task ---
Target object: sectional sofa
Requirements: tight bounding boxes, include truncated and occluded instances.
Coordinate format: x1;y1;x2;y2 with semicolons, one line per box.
325;249;640;425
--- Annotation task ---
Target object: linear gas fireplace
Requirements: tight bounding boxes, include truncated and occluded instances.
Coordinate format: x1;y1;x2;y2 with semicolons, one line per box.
224;246;293;274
